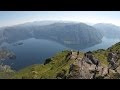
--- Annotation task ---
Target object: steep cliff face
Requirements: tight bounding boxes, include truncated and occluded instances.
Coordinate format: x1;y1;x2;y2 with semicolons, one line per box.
0;21;103;49
33;23;103;49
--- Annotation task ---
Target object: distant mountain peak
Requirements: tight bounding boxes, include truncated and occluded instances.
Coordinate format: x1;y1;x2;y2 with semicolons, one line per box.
93;23;120;39
0;21;103;49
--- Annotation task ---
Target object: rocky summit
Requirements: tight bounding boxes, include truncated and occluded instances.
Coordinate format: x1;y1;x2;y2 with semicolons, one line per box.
1;42;120;79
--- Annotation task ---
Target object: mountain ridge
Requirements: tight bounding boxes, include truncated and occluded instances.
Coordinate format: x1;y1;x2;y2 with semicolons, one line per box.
93;23;120;39
0;21;103;49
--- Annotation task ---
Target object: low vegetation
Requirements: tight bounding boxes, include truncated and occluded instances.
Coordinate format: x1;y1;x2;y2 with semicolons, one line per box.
0;42;120;79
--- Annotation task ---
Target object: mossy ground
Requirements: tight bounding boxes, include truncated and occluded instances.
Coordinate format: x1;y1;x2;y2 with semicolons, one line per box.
0;42;120;79
12;50;84;79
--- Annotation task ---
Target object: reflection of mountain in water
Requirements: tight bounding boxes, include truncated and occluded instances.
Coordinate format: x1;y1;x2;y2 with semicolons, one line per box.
83;37;120;52
0;21;103;49
2;37;120;70
2;38;71;70
2;21;120;70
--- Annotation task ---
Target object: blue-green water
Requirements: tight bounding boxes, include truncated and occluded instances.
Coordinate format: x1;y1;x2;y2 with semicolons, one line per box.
2;38;70;70
83;37;120;51
1;37;120;70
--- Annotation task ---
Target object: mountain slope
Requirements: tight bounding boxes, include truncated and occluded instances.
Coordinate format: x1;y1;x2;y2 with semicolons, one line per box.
1;41;118;79
93;23;120;39
0;21;103;49
12;51;84;79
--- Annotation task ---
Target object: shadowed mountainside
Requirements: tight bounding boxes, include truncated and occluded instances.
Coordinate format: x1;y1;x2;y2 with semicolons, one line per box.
93;23;120;39
0;21;103;49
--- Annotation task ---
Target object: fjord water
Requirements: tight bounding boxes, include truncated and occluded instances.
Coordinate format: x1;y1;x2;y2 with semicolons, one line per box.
2;38;70;70
1;37;120;70
83;37;120;51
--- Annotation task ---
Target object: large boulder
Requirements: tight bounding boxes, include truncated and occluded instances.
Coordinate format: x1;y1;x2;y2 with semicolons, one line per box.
67;56;110;79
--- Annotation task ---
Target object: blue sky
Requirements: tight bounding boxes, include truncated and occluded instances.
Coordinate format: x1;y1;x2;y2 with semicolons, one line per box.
0;11;120;27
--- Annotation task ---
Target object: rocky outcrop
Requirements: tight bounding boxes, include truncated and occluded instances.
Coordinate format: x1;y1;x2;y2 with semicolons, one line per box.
67;51;120;79
0;47;16;61
67;60;109;79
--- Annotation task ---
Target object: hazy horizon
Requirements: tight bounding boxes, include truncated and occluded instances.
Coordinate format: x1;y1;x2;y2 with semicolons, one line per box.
0;11;120;27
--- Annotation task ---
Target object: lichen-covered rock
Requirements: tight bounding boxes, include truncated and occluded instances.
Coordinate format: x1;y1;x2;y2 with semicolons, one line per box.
67;55;111;79
0;47;16;61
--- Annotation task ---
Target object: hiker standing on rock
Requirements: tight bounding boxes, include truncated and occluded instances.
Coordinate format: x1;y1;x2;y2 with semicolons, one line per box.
75;50;79;60
65;50;72;60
